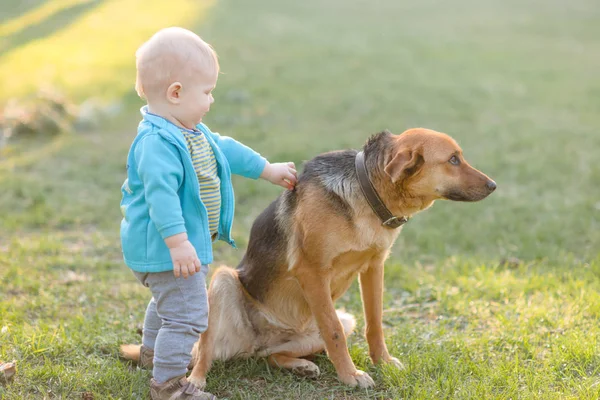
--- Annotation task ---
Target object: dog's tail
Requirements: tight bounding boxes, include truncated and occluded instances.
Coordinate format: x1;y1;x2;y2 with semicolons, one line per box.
119;344;142;363
336;310;357;336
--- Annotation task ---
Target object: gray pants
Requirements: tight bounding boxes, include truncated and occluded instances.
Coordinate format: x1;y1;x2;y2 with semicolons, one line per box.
133;265;209;383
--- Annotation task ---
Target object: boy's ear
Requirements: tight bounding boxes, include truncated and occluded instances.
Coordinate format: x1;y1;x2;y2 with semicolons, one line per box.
166;82;182;104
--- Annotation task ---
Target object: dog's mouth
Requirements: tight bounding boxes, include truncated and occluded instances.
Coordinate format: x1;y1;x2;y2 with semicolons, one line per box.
442;184;496;202
443;191;480;202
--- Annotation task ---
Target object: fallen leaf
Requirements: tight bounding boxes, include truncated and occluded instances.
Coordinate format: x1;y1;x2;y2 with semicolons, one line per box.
0;361;16;384
59;270;90;285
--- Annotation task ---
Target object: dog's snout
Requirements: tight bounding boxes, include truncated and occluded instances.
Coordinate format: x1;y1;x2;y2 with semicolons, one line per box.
486;180;497;192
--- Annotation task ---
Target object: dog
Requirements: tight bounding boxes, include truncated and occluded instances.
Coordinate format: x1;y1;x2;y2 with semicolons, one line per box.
123;128;496;389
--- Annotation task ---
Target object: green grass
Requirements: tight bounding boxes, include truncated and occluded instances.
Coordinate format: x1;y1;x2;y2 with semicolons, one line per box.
0;0;212;102
1;0;600;398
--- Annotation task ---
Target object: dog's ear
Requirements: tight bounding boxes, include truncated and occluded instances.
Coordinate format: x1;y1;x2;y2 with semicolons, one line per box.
384;148;424;183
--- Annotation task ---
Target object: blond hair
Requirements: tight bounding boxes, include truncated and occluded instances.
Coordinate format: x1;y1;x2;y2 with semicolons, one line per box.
135;27;219;100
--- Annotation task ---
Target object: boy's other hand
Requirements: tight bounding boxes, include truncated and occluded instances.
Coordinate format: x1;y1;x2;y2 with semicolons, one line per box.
261;162;297;190
165;233;201;278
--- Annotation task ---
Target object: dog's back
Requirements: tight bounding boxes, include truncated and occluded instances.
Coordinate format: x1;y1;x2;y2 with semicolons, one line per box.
237;150;358;302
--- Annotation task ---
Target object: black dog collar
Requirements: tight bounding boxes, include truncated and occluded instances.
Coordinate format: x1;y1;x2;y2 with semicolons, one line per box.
355;151;409;229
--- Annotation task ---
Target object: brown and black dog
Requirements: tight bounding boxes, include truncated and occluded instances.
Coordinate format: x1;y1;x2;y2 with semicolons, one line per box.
123;128;496;389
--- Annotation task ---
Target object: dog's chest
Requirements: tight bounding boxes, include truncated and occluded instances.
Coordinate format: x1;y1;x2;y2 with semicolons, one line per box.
328;249;380;301
328;222;401;300
354;214;402;250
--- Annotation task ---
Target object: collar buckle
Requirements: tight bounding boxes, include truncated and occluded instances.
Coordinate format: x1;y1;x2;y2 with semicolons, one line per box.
382;216;409;228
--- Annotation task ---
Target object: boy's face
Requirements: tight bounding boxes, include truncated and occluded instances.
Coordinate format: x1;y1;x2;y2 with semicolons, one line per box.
172;72;217;129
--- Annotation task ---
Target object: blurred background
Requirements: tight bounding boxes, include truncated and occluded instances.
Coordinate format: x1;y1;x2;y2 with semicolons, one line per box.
1;0;599;265
2;0;600;263
1;0;600;398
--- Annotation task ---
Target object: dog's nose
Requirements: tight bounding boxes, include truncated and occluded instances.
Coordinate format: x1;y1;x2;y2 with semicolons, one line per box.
486;180;497;192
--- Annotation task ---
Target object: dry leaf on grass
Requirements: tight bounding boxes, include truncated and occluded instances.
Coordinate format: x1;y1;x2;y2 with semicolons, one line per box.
59;270;90;285
0;361;16;384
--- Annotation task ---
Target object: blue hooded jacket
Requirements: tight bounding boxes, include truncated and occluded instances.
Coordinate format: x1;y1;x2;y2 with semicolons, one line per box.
120;107;267;272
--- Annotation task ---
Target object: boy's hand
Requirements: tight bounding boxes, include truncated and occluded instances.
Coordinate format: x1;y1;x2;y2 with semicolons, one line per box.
165;233;201;278
260;162;297;190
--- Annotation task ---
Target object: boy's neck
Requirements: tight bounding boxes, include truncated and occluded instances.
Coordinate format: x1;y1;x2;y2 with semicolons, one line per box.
147;103;195;131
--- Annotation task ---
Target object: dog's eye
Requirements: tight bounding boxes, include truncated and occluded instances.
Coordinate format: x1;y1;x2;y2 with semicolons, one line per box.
449;155;460;165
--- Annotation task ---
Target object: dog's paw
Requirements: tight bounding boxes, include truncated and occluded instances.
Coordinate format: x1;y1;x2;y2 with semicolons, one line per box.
384;356;405;371
187;375;207;390
339;369;375;388
291;360;320;379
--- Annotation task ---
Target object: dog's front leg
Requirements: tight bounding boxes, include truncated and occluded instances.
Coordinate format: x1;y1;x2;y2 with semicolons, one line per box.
296;265;375;388
359;257;404;370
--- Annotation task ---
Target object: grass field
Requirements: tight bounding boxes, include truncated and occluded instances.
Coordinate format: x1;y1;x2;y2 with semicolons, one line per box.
1;0;600;398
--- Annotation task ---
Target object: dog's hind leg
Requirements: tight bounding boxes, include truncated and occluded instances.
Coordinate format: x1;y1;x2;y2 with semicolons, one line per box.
266;330;323;379
268;353;320;378
266;311;356;379
189;327;214;389
189;266;254;389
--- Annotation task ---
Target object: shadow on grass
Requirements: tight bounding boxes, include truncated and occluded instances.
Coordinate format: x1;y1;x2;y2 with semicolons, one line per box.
0;0;48;23
0;0;104;55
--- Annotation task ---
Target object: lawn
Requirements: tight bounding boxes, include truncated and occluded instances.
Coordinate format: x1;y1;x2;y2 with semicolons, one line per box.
1;0;600;398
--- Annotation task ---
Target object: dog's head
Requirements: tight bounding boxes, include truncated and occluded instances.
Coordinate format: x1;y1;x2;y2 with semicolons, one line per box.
382;128;496;202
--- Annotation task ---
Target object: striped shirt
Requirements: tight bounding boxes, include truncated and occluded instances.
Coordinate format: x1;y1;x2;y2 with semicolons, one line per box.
182;130;221;236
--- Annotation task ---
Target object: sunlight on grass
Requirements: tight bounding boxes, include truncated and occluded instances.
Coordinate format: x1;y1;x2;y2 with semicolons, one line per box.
0;0;94;37
0;0;214;103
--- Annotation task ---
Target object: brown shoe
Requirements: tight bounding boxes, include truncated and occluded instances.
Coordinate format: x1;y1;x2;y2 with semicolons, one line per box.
119;344;154;369
150;376;217;399
139;345;154;369
121;344;195;371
